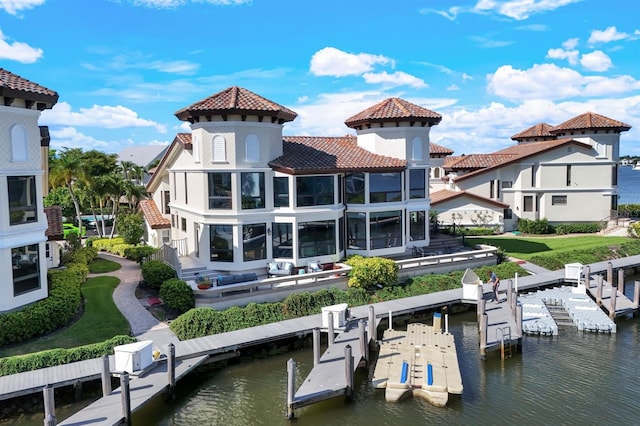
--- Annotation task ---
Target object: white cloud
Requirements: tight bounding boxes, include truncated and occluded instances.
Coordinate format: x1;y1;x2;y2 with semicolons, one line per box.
588;26;629;44
310;47;391;77
363;71;427;88
474;0;582;20
421;6;465;20
130;0;250;7
0;0;45;15
562;38;579;50
447;84;460;91
41;102;167;133
462;73;473;80
0;28;42;63
580;50;612;72
49;127;111;150
487;63;640;101
547;47;579;65
469;35;514;48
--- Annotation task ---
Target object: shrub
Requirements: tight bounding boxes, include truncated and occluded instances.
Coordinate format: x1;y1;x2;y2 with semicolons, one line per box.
518;218;553;234
141;260;176;289
160;279;195;313
92;237;126;252
554;223;602;234
84;236;101;248
459;227;498;236
117;213;145;245
124;245;158;263
110;243;136;257
345;256;398;289
527;240;640;269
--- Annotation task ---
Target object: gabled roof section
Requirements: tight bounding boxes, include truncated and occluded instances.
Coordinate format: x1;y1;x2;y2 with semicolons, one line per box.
175;86;297;124
511;123;555;141
44;206;64;240
344;98;441;129
139;200;171;229
430;189;509;208
269;135;406;175
453;138;589;183
145;133;191;192
0;68;59;108
551;112;631;133
445;154;517;170
430;143;454;155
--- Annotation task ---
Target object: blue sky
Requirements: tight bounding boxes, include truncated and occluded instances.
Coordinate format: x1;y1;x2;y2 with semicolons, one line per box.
1;0;639;157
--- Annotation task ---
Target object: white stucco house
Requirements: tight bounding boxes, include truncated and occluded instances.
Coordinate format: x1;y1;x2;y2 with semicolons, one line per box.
431;113;631;232
0;68;59;312
142;87;440;277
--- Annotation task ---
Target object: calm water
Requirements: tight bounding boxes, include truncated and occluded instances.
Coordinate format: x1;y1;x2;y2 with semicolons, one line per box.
618;166;640;204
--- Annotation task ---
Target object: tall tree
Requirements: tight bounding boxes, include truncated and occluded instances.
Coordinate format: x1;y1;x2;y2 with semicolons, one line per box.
49;148;87;233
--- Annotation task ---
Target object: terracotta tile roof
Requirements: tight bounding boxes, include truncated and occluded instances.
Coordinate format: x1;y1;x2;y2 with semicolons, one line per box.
445;154;517;170
430;143;454;155
453;138;589;183
0;68;58;106
139;199;171;229
175;86;297;123
270;135;406;175
551;112;631;133
175;132;192;149
345;98;442;129
44;206;64;240
511;123;555;141
430;189;509;208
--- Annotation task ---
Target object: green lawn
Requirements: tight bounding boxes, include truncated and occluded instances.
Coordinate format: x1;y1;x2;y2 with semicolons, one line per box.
466;235;631;261
88;258;122;274
0;276;130;357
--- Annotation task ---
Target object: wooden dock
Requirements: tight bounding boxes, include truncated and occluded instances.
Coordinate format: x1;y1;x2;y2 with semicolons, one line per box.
372;322;463;406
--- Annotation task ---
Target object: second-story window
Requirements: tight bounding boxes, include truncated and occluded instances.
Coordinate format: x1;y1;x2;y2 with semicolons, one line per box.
245;134;260;162
410;169;426;199
296;176;334;207
370;172;402;203
241;172;265;209
208;172;232;209
8;175;38;225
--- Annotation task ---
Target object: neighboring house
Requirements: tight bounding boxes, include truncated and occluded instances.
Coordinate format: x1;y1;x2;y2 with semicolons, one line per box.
118;145;168;185
44;205;64;269
142;87;440;276
0;68;58;312
434;112;631;232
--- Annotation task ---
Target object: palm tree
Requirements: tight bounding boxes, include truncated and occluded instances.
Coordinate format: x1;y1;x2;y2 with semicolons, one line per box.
49;148;87;234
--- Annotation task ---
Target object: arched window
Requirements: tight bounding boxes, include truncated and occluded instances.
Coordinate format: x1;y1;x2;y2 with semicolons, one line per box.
411;137;422;160
434;167;441;179
245;134;260;162
212;135;226;162
11;125;28;162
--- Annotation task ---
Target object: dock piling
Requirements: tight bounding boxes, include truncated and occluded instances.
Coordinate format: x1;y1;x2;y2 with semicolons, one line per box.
607;262;613;287
368;305;376;346
286;358;295;419
445;313;449;334
167;343;176;401
43;384;56;426
584;266;591;288
344;345;354;399
120;373;131;425
479;313;487;359
312;328;320;366
618;268;625;295
359;320;367;364
101;355;111;397
634;281;640;309
515;304;523;349
388;310;393;330
609;286;618;320
507;279;513;307
596;275;603;305
477;298;486;333
327;312;335;346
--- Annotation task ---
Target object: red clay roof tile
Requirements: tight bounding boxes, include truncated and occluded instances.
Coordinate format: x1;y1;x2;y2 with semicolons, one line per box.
430;189;509;208
430;142;454;155
139;200;171;229
551;112;631;133
44;206;64;240
345;98;441;128
0;68;58;105
511;123;555;140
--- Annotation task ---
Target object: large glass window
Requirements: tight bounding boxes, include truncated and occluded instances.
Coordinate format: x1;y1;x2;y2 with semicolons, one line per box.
241;172;265;209
298;220;336;258
296;176;334;207
523;196;533;212
243;223;266;261
208;173;232;209
370;173;402;203
409;169;426;199
8;175;38;225
12;244;40;295
210;224;234;262
272;223;293;258
370;210;402;249
346;173;365;204
347;212;366;250
273;177;289;208
410;211;426;241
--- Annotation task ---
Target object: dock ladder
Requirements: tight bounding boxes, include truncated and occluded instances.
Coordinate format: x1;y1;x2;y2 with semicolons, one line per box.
496;326;514;359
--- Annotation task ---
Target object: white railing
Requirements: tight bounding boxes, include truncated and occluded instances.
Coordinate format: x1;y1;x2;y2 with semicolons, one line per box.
170;238;188;257
396;247;498;271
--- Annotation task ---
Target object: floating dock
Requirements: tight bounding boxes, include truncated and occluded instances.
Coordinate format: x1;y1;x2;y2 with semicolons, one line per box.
371;322;463;406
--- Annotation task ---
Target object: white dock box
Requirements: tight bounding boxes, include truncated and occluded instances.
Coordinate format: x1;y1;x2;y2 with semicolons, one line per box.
321;303;349;329
564;263;583;282
114;340;153;373
461;268;483;301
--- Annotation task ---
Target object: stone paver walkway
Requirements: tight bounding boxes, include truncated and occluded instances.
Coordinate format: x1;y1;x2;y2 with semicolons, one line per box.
95;253;179;349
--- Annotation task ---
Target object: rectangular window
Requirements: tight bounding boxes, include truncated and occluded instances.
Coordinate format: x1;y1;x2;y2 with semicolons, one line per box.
184;172;188;204
296;176;334;207
524;196;533;212
566;165;572;186
339;216;344;252
501;181;513;189
172;173;176;200
163;190;170;214
12;244;40;295
272;223;293;258
370;172;402;203
298;220;336;258
409;169;426;199
410;211;426;242
552;195;567;205
210;224;234;262
490;180;495;199
504;208;513;220
181;217;187;232
241;172;265;209
347;212;366;250
611;194;618;211
370;210;403;249
531;165;536;187
612;164;618;186
171;214;176;228
242;223;266;261
208;172;232;209
274;177;289;208
8;175;38;225
346;173;365;204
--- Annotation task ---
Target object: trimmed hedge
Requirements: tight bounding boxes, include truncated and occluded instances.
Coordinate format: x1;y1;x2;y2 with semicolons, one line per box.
160;279;195;313
169;263;527;340
91;237;126;252
0;335;136;376
0;247;97;346
345;256;399;289
528;239;640;270
554;223;602;235
141;260;176;289
124;245;158;263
